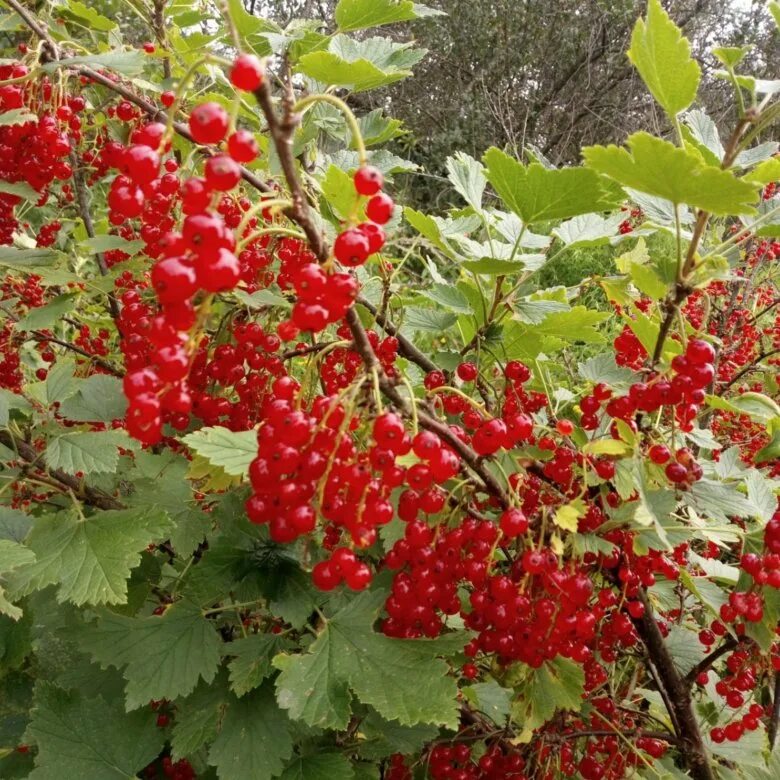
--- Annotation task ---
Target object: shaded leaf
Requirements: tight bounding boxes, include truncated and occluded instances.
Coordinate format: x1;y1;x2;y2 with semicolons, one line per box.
80;600;222;710
275;591;459;730
209;685;293;780
7;508;172;608
227;634;293;697
46;430;129;475
25;683;164;780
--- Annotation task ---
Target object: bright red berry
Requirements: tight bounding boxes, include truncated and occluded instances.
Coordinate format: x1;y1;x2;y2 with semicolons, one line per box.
230;54;265;91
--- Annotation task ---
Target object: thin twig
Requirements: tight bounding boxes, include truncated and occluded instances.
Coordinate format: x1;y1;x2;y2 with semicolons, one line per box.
0;429;124;510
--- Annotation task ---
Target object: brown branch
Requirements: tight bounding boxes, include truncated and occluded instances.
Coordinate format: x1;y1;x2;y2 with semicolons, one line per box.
3;0;57;56
0;430;124;510
722;347;780;389
78;66;271;194
29;331;123;377
151;0;172;80
770;673;780;749
750;296;780;324
684;636;742;688
630;589;716;780
69;151;119;319
252;77;511;509
357;295;437;373
281;341;338;360
3;302;123;376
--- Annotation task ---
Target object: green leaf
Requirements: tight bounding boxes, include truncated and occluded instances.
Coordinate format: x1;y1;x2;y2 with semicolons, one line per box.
298;35;423;92
182;427;257;479
25;683;164;780
627;260;667;299
705;391;780;422
0;540;35;620
0;507;32;543
7;507;173;607
582;439;632;457
461;256;542;276
63;1;117;31
627;0;700;118
746;471;776;524
512;657;585;737
418;284;472;314
274;640;351;731
267;564;325;629
0;247;58;268
280;754;355;780
755;430;780;465
209;684;293;780
0;180;39;202
712;45;751;69
355;109;404;147
705;726;767;768
79;235;144;255
170;676;229;761
684;479;756;523
321;164;360;221
330;148;419;177
15;294;78;332
127;452;207;558
626;189;693;228
483;147;618;225
770;2;780;28
552;213;624;247
336;0;420;31
226;0;279;41
683;109;724;163
58;376;127;422
404;307;458;332
51;50;146;78
46;430;128;475
512;300;569;325
0;388;30;427
275;591;459;730
233;288;290;309
734;142;778;169
578;353;637;388
664;624;707;676
584;133;758;216
554;499;585;533
80;600;222;710
463;680;511;724
446;152;486;212
743;157;780;186
403;208;451;253
357;709;439;760
44;359;80;405
227;634;292;697
0;109;36;127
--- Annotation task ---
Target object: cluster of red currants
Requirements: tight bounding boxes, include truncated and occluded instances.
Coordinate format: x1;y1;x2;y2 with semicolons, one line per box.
118;93;262;442
0;63;82;244
273;163;392;338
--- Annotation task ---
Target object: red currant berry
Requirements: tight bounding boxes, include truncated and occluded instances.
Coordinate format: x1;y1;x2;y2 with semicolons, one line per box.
188;102;229;145
354;165;384;196
230;54;265;91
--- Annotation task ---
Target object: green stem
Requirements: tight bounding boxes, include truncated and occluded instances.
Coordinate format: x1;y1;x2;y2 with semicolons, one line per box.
202;599;263;616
